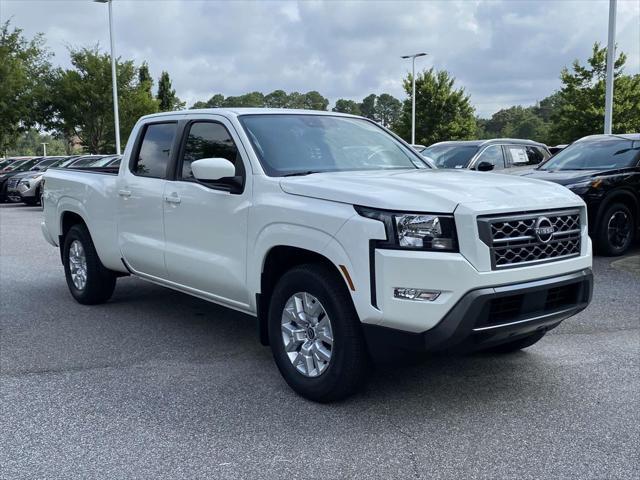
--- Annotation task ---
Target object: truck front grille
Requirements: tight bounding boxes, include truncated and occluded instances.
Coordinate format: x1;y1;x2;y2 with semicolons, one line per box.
478;209;582;269
7;177;20;189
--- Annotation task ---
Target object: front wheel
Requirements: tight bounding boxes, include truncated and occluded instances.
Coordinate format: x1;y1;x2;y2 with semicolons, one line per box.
596;203;636;256
268;264;369;402
63;224;117;304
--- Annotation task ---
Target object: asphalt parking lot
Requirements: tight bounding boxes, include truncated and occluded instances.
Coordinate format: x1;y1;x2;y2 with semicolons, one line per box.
1;204;638;480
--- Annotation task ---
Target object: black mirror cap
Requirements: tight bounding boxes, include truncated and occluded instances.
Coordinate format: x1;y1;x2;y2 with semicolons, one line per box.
477;161;494;172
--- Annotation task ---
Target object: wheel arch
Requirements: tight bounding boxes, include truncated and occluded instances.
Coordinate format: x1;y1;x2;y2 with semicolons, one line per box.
256;245;353;346
594;188;639;232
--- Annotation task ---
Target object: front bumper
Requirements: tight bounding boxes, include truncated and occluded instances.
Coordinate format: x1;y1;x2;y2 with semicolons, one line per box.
17;180;39;198
363;268;593;354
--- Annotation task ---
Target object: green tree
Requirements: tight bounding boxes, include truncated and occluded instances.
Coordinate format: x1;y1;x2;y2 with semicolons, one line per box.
138;61;153;98
264;90;289;108
0;21;53;153
7;128;67;156
157;71;186;111
286;91;305;109
396;68;476;145
359;94;377;120
50;46;158;153
551;42;640;142
332;99;361;115
192;93;225;109
375;93;402;128
302;91;329;110
223;91;265;107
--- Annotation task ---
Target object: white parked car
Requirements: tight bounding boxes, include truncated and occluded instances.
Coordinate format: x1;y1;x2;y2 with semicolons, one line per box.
42;109;593;401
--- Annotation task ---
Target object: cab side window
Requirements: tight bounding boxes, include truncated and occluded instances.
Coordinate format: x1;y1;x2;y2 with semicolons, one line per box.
180;122;243;181
132;123;177;178
477;145;505;169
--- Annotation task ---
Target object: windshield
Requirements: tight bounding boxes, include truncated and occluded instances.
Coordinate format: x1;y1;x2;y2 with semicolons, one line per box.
30;158;61;170
422;144;479;169
6;158;39;171
539;138;640;171
56;157;79;168
239;114;427;176
71;156;104;167
87;155;118;167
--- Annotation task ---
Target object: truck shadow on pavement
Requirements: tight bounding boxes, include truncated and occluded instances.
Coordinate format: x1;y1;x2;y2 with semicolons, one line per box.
102;276;557;408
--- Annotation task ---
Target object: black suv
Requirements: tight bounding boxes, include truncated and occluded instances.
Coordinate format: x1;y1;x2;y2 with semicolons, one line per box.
421;138;551;171
517;134;640;256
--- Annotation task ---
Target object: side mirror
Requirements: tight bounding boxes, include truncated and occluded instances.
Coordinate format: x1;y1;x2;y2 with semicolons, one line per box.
191;157;235;181
477;161;494;172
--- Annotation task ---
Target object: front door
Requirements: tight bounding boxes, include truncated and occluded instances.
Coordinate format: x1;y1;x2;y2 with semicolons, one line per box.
117;121;178;278
162;118;251;308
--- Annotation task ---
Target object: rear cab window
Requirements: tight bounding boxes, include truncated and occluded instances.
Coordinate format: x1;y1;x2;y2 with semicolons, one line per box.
132;122;178;178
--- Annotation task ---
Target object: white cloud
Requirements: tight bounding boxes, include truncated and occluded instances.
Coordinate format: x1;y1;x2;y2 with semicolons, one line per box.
2;0;639;117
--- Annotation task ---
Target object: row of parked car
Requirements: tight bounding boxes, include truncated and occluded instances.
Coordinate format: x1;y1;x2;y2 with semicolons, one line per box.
2;133;639;256
0;154;121;206
416;134;640;256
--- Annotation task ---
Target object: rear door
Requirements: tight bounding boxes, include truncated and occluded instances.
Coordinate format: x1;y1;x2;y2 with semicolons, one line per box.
117;121;178;278
162;117;251;308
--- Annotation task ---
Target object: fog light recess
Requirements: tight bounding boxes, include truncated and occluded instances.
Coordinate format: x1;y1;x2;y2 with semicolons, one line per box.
393;288;441;302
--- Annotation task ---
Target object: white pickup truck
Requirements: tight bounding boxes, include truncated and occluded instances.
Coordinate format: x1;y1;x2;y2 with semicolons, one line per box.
42;109;593;402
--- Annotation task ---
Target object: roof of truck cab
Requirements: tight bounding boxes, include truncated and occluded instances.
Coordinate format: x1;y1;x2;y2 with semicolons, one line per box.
140;108;359;120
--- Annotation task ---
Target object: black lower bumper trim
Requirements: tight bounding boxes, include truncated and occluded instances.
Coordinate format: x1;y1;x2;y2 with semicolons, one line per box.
362;268;593;356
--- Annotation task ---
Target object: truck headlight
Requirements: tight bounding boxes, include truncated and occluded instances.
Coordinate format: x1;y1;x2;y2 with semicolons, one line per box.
355;206;458;252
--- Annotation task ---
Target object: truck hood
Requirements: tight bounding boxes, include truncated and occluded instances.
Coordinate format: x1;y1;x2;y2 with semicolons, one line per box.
280;169;580;213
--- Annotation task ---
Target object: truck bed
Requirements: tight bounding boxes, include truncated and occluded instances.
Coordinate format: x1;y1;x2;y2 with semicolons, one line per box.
42;167;124;272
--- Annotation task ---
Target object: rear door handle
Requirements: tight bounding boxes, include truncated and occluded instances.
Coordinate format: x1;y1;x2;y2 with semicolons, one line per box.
164;193;181;204
118;189;132;198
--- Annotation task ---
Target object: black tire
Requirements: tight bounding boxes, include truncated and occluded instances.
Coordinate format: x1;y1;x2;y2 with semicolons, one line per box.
23;196;37;206
595;202;636;256
483;331;546;354
62;224;117;305
268;264;369;402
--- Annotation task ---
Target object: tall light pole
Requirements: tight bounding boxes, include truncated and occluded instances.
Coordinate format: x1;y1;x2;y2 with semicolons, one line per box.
604;0;617;134
41;143;48;157
94;0;121;154
401;52;427;145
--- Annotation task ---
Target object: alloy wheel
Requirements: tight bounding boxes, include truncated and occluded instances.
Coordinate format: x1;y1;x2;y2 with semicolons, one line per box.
607;210;631;250
281;292;334;377
69;240;88;290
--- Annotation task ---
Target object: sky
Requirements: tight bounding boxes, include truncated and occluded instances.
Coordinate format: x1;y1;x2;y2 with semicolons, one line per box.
2;0;639;118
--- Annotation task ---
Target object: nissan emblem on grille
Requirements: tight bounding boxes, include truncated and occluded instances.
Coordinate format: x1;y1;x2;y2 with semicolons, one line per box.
477;209;581;270
534;216;555;243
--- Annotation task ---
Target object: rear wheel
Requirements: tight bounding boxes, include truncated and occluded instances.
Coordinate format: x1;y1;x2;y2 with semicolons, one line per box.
268;264;368;402
63;224;117;304
483;331;546;354
596;203;635;256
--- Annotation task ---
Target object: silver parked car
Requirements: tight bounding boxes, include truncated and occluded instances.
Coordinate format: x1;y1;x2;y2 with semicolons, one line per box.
421;138;551;172
8;156;79;205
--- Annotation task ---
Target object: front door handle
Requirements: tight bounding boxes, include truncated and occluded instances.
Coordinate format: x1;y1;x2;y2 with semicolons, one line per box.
164;193;181;204
118;189;132;198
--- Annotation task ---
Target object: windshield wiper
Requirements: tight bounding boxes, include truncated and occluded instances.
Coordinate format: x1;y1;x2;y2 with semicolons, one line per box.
283;170;321;177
